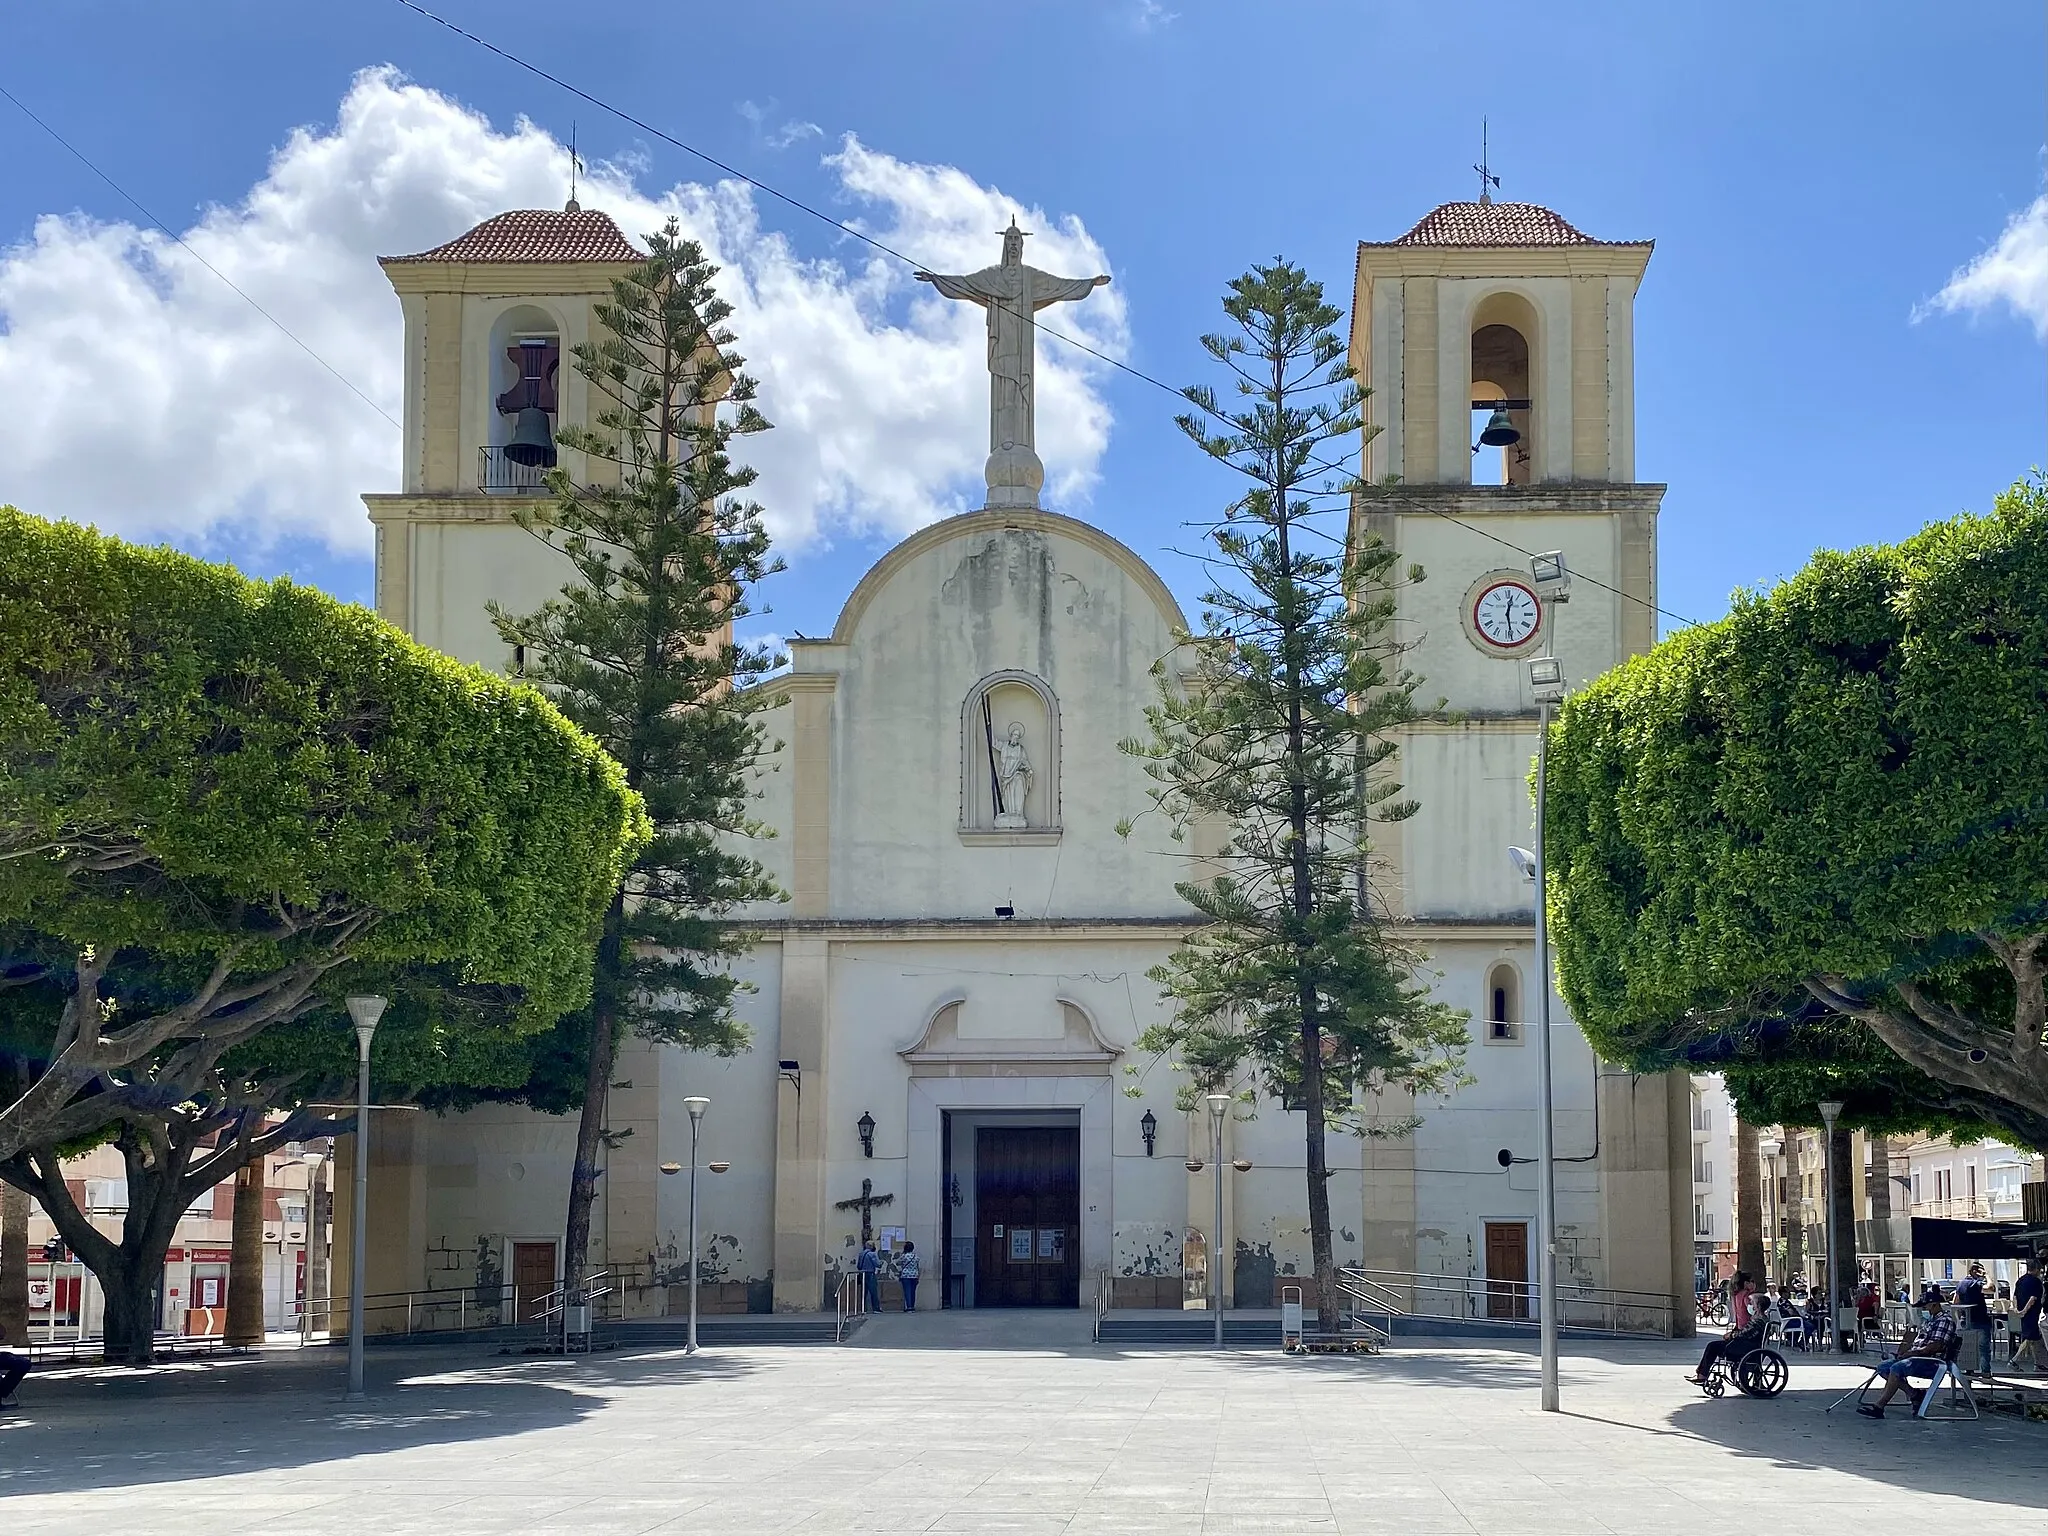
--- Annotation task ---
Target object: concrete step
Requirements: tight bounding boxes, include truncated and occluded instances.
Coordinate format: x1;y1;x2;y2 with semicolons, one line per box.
600;1315;860;1347
1096;1317;1280;1347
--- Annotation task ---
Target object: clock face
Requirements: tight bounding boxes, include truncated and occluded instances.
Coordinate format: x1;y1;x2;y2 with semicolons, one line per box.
1472;581;1541;649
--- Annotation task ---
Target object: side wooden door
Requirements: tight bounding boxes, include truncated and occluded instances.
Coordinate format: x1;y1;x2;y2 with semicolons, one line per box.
1483;1222;1529;1320
511;1241;557;1321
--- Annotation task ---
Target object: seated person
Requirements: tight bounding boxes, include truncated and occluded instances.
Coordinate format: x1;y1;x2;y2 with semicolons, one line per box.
1857;1286;1959;1419
1687;1272;1767;1384
1854;1282;1880;1332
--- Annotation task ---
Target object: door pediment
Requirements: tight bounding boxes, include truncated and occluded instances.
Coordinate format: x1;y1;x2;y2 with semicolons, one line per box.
900;996;1121;1078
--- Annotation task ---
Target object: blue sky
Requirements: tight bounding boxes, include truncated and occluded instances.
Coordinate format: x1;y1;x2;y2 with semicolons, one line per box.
0;0;2041;647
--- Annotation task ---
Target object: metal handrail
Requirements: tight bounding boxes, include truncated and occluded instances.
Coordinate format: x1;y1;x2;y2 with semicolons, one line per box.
1092;1274;1113;1342
1338;1264;1675;1337
834;1270;867;1342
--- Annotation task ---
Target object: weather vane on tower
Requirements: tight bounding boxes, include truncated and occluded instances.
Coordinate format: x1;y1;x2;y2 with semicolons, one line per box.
1474;118;1500;207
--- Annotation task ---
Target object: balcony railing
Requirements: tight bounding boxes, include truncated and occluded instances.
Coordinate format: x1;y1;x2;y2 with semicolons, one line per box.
479;445;553;494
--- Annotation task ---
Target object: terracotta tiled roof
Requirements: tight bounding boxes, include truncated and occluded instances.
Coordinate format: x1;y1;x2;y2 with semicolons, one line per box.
1366;201;1648;249
385;208;645;264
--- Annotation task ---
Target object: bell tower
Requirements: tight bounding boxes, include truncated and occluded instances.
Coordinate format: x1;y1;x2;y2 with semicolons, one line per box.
1346;198;1693;1334
362;205;643;669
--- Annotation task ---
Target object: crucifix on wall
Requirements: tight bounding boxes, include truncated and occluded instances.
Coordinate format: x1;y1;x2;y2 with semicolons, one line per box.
834;1177;895;1246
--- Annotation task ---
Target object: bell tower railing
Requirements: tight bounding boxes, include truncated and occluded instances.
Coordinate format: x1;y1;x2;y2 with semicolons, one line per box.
479;445;552;494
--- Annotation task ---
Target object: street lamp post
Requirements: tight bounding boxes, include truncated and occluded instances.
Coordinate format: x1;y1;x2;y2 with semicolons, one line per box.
1514;550;1571;1414
1205;1093;1230;1349
683;1096;709;1354
343;994;387;1402
1819;1100;1844;1353
1759;1137;1783;1286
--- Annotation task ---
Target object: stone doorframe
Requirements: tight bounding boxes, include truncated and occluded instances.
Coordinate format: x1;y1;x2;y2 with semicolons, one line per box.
905;1076;1114;1310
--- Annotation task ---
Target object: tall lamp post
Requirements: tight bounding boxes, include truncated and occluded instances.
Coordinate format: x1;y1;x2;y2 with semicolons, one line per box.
1758;1137;1783;1285
682;1096;709;1354
1205;1094;1229;1348
1514;548;1571;1414
1818;1100;1844;1352
343;993;386;1402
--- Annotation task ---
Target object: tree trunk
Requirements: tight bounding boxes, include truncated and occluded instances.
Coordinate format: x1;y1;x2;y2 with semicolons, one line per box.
226;1159;266;1347
0;1181;29;1343
1828;1126;1858;1348
563;895;627;1313
99;1254;164;1365
1734;1118;1765;1281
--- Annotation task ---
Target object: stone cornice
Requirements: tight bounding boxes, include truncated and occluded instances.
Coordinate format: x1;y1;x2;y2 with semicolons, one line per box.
1353;482;1667;517
363;493;545;524
1355;244;1653;284
726;914;1532;942
379;259;631;296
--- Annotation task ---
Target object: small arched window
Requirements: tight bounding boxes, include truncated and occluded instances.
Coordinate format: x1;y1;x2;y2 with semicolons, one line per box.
1485;963;1522;1044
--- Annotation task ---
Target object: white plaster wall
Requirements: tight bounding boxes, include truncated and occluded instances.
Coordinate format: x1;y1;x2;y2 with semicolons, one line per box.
1398;729;1540;920
416;1102;579;1294
655;945;782;1288
1407;939;1602;1286
407;520;579;672
825;519;1194;921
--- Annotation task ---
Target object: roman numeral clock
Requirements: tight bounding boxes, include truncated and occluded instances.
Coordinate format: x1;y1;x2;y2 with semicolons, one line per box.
1460;570;1545;656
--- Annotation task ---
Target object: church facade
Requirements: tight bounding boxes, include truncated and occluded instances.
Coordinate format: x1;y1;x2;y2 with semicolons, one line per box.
336;197;1695;1329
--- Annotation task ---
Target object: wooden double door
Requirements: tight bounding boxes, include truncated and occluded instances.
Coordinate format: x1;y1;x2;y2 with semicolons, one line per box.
974;1126;1080;1307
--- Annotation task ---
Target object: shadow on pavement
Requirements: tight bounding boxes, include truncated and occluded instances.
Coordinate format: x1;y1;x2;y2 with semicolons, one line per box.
1661;1378;2048;1507
0;1342;757;1498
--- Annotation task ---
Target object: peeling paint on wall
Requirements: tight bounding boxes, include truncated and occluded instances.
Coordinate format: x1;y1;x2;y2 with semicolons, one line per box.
1114;1221;1181;1276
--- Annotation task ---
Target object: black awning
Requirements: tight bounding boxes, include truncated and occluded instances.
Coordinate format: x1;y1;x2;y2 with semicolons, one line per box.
1909;1216;2043;1261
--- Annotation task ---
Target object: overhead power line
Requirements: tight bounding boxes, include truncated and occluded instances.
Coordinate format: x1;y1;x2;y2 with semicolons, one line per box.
391;2;1697;631
0;81;401;432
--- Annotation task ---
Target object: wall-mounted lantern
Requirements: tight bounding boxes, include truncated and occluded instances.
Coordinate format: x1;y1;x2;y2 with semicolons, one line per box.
1140;1110;1158;1158
857;1110;876;1158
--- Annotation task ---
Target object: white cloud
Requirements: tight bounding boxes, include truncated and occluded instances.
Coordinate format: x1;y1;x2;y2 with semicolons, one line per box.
737;100;823;151
1921;193;2048;338
0;68;1124;557
1130;0;1179;33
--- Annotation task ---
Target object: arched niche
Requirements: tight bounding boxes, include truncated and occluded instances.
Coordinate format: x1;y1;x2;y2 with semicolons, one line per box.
1469;290;1541;486
960;670;1060;843
1484;960;1523;1045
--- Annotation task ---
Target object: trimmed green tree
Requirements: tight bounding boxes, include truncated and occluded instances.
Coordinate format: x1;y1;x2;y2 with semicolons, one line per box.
490;218;783;1301
1544;476;2048;1152
0;509;647;1360
1120;262;1468;1333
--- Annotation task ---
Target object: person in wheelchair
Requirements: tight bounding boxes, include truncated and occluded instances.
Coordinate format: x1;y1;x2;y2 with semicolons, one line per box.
1687;1272;1767;1385
1857;1286;1959;1419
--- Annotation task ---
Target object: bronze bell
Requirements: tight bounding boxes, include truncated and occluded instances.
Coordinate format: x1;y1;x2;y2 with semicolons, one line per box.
1478;406;1521;448
504;406;557;468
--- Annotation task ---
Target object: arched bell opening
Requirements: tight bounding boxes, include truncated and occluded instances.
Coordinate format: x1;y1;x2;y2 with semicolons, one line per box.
1485;962;1522;1044
484;304;562;491
1469;292;1539;486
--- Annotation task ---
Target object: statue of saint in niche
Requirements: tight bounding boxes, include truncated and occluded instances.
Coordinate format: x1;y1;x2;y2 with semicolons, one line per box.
994;721;1033;829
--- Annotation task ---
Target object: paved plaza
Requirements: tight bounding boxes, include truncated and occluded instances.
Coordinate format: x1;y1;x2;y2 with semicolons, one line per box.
2;1313;2043;1534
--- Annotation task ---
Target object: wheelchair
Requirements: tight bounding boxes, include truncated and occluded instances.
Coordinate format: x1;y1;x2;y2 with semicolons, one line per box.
1698;1338;1789;1399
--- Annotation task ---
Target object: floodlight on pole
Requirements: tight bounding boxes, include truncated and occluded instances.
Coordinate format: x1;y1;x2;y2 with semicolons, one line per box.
342;994;387;1402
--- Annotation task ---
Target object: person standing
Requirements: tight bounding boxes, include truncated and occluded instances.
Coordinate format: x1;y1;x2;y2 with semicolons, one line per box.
0;1320;29;1410
897;1241;921;1313
857;1241;881;1314
1955;1263;1993;1377
2013;1256;2044;1374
